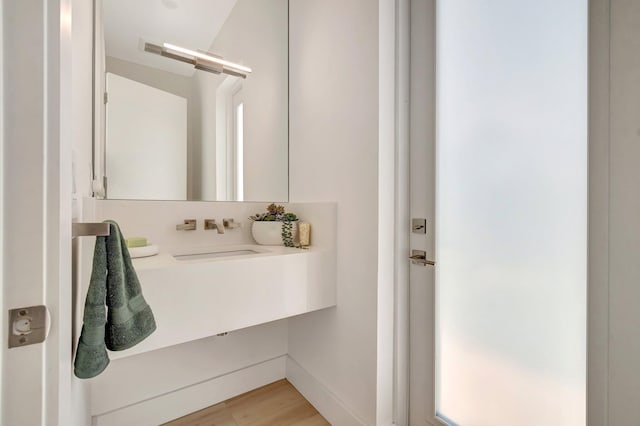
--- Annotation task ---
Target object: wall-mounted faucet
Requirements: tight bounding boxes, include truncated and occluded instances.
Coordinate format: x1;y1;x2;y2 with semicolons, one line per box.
204;219;225;234
176;219;196;231
223;218;241;230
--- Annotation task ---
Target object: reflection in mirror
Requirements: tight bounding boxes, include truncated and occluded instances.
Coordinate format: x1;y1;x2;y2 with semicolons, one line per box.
94;0;288;201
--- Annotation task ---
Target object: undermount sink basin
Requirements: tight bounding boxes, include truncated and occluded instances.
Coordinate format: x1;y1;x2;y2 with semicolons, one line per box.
168;245;271;263
173;249;261;261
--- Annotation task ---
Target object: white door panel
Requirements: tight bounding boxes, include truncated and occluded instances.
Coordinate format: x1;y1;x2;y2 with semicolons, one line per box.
2;0;73;424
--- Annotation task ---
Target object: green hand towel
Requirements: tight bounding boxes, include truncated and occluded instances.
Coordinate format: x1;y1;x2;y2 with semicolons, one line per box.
74;220;157;379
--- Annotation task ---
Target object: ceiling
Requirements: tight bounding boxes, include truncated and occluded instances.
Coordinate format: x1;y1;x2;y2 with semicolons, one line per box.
103;0;238;77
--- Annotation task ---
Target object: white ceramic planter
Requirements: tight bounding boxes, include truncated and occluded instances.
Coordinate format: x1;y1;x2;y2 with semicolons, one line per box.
251;221;297;245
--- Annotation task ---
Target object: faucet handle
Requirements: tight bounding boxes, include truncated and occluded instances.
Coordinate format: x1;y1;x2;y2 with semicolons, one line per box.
204;219;225;234
176;219;196;231
223;218;241;229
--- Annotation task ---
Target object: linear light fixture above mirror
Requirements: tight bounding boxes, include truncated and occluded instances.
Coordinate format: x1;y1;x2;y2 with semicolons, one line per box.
143;42;252;78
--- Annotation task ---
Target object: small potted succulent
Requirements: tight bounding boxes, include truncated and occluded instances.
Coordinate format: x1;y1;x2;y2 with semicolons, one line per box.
249;203;298;246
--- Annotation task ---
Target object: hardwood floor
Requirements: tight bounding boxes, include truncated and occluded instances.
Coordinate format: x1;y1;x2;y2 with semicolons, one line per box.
162;379;330;426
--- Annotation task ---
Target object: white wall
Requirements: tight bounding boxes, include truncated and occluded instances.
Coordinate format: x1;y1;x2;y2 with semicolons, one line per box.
608;1;640;424
288;1;381;424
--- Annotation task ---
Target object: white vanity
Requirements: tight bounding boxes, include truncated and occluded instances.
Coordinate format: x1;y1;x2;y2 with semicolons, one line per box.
86;200;337;360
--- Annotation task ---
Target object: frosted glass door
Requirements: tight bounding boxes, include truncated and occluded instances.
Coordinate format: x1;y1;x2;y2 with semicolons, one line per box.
435;1;587;425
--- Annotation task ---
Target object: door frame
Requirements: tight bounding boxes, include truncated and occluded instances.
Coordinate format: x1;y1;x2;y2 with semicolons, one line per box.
394;0;438;424
394;0;611;424
393;0;411;424
0;0;4;414
586;0;610;423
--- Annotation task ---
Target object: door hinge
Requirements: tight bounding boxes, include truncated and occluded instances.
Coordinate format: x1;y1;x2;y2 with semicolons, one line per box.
104;92;108;104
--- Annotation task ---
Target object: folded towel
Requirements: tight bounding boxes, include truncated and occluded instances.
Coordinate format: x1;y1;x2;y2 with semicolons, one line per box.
74;220;157;379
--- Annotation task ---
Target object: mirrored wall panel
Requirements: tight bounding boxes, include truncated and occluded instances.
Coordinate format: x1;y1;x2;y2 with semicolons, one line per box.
94;0;289;201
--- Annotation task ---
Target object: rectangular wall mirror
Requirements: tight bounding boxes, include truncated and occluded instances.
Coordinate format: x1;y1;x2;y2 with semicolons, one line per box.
93;0;289;201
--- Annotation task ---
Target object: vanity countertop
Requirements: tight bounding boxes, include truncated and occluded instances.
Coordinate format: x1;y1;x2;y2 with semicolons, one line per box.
111;243;336;360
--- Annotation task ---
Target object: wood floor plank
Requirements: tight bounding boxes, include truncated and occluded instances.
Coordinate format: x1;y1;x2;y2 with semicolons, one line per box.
163;380;329;426
293;414;330;426
163;402;237;426
254;400;323;426
230;385;307;425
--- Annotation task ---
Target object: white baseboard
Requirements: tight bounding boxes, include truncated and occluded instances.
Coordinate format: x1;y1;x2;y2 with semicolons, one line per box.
286;356;366;426
92;355;286;426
